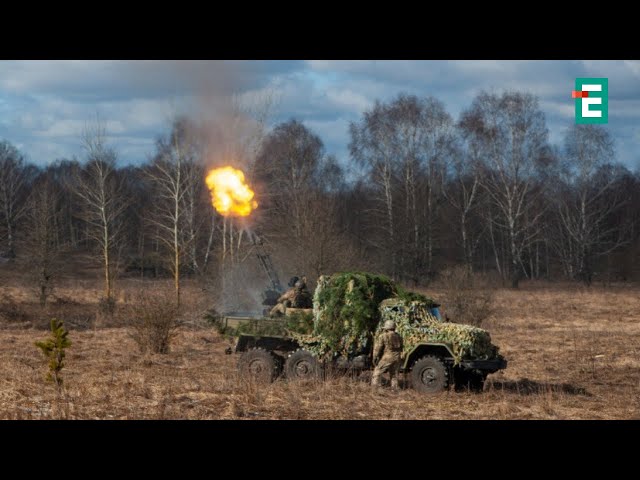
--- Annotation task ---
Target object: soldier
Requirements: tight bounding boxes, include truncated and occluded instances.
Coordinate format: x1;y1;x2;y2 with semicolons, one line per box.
270;285;296;316
293;276;313;308
270;278;303;316
371;320;404;389
270;275;314;316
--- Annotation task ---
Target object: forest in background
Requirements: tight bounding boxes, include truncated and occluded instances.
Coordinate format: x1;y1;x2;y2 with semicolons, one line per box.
1;90;639;311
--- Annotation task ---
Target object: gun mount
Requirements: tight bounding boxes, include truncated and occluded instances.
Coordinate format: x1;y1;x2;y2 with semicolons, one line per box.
250;232;283;309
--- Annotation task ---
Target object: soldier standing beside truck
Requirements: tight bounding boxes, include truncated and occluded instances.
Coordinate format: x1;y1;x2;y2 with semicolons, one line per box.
371;320;404;389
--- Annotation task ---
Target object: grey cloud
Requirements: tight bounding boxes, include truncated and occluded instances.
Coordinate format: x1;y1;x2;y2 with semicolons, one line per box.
2;60;639;169
0;60;304;103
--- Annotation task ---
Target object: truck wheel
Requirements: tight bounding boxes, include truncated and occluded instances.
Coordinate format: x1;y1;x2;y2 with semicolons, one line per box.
238;348;280;383
411;356;449;393
285;350;322;380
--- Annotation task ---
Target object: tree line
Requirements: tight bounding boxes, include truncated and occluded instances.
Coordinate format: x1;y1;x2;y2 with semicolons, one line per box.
1;90;639;307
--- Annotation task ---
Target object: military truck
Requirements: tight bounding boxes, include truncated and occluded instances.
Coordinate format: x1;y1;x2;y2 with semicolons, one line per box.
226;273;507;393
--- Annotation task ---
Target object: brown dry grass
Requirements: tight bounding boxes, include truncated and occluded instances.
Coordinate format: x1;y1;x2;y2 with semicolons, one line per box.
1;275;639;419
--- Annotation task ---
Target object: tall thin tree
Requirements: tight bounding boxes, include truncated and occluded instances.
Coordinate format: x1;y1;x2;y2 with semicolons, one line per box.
73;121;127;303
147;117;200;305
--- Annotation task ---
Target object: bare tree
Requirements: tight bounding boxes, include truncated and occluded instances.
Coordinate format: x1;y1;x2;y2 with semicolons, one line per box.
0;141;33;258
182;160;208;274
553;125;628;284
45;159;85;249
463;91;549;288
417;98;455;279
349;95;454;283
25;171;62;306
147;117;201;305
349;100;402;279
201;212;218;274
387;95;427;280
254;119;326;241
73;121;127;304
299;189;359;278
253;120;351;278
444;123;485;271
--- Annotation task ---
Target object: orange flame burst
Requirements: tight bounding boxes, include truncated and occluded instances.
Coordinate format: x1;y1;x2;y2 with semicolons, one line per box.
205;166;258;217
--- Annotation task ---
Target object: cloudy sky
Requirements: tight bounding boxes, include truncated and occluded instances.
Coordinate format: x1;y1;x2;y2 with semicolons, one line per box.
1;60;639;170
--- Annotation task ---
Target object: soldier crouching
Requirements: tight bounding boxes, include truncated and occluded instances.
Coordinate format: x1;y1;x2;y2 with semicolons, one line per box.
372;320;404;389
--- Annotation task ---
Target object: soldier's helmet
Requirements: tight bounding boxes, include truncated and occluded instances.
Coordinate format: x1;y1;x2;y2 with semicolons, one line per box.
288;276;300;288
383;320;396;331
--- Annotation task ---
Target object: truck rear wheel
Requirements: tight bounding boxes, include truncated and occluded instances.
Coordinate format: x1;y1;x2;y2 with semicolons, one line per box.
238;348;280;383
285;350;322;380
411;355;449;393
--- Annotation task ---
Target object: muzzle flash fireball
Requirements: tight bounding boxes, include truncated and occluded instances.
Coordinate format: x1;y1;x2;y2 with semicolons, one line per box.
205;166;258;217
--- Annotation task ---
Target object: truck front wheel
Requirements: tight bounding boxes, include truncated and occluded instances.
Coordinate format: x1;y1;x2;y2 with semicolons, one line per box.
238;348;281;383
285;350;322;380
411;356;449;393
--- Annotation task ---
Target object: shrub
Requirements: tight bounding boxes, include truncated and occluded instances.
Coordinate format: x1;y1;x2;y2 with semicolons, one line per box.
98;295;117;316
0;293;29;323
204;308;224;331
129;293;181;354
438;266;495;327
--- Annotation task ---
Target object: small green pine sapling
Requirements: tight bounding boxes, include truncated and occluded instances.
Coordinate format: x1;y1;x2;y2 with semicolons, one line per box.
35;318;72;388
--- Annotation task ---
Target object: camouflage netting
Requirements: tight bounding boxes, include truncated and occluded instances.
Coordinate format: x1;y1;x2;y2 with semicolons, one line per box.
294;272;436;357
234;270;499;365
378;298;499;364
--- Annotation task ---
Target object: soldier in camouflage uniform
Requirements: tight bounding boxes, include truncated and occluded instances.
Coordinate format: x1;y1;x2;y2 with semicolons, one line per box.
293;276;313;308
270;285;297;316
371;320;404;389
270;278;311;316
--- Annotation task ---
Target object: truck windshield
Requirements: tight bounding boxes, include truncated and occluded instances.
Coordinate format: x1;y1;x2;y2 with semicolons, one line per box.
429;307;442;320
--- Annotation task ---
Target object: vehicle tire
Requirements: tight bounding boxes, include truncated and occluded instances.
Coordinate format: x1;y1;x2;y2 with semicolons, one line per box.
285;349;322;380
455;369;487;393
411;355;449;393
238;348;280;383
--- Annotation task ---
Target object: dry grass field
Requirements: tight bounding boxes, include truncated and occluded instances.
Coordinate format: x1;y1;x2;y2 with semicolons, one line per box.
1;271;639;419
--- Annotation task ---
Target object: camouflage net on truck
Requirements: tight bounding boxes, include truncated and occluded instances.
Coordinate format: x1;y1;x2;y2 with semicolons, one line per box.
294;272;436;358
378;298;499;364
